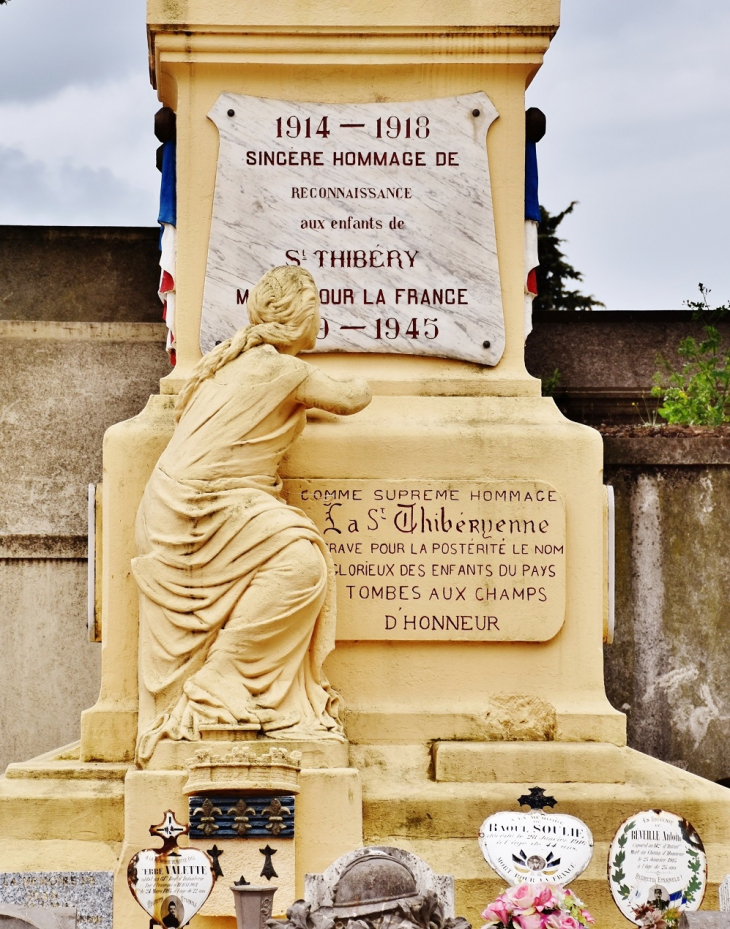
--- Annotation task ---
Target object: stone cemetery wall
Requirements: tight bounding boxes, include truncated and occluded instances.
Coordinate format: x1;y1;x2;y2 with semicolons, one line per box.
528;312;730;783
2;226;730;783
0;226;170;772
526;309;730;425
603;448;730;784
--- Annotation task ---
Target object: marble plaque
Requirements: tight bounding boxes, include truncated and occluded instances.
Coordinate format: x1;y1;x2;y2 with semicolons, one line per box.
608;810;707;922
201;92;503;365
0;905;76;929
479;810;593;887
284;479;566;641
0;872;111;929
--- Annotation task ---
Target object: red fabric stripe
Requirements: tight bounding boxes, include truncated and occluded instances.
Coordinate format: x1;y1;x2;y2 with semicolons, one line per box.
159;270;175;294
526;268;538;295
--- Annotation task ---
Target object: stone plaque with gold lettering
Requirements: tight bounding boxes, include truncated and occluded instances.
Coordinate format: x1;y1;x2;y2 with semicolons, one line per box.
284;480;566;641
201;92;502;364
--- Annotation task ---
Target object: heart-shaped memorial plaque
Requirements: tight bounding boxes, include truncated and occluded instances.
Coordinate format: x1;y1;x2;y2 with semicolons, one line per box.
128;810;216;927
479;807;593;887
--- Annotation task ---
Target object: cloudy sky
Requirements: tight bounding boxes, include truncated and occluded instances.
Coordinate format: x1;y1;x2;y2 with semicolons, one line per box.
0;0;728;310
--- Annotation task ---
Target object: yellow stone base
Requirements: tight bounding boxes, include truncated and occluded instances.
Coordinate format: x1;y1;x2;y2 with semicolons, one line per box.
2;740;730;928
148;735;349;773
356;742;730;928
0;740;361;928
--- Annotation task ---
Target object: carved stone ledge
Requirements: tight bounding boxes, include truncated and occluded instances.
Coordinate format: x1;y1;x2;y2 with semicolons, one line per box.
184;746;302;796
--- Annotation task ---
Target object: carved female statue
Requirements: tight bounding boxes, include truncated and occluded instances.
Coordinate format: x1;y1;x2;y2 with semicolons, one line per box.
132;266;371;764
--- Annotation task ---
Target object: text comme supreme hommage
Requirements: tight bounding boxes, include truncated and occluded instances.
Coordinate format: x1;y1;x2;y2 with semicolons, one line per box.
299;486;560;541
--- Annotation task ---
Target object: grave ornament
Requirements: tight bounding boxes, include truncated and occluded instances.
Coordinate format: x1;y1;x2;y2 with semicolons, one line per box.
127;810;215;927
478;788;593;887
268;847;469;929
131;265;371;764
608;810;707;925
0;873;112;929
0;904;77;929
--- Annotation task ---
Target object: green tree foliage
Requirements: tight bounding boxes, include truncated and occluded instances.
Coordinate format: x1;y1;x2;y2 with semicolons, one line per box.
652;284;730;425
534;202;604;312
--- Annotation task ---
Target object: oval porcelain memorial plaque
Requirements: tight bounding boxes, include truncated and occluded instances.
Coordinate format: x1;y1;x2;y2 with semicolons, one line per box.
479;810;593;887
608;810;706;923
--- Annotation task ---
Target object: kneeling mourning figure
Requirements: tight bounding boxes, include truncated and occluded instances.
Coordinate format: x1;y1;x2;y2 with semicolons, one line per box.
268;848;471;929
132;265;371;763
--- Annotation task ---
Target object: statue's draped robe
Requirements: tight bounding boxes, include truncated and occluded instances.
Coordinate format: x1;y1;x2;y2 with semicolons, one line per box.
132;346;342;763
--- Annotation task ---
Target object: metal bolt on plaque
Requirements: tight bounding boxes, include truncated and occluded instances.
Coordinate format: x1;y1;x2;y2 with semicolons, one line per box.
127;810;216;927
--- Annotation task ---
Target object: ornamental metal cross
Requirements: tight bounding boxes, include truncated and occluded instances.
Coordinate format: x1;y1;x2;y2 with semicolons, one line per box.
517;787;558;811
149;810;188;850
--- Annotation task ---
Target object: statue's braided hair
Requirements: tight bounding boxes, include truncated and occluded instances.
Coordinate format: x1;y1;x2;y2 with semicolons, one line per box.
175;266;317;422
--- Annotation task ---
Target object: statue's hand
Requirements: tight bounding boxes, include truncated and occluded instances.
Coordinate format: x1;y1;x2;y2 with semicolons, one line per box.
295;367;371;416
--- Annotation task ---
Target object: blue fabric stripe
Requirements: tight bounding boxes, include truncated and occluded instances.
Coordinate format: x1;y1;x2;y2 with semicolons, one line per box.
158;140;177;232
525;139;540;222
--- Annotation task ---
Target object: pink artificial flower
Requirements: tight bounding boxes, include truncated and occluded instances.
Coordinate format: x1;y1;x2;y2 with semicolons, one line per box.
481;899;510;926
507;883;538;913
542;912;563;929
533;886;558;912
514;914;544;929
559;917;580;929
580;910;595;925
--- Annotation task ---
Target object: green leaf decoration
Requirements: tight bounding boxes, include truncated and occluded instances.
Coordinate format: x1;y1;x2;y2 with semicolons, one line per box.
618;835;627;848
623;821;636;834
614;850;626;867
619;884;630;899
684;873;702;903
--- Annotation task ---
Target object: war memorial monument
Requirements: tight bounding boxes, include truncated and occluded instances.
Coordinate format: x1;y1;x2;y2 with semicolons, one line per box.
2;2;730;927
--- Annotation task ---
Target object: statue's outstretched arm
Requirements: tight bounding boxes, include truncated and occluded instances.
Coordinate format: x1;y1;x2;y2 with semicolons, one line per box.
295;367;371;416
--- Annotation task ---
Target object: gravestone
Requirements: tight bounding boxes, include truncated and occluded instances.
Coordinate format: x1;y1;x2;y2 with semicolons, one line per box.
720;875;730;911
304;846;455;917
679;916;730;929
0;906;76;929
0;874;111;929
272;846;469;929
